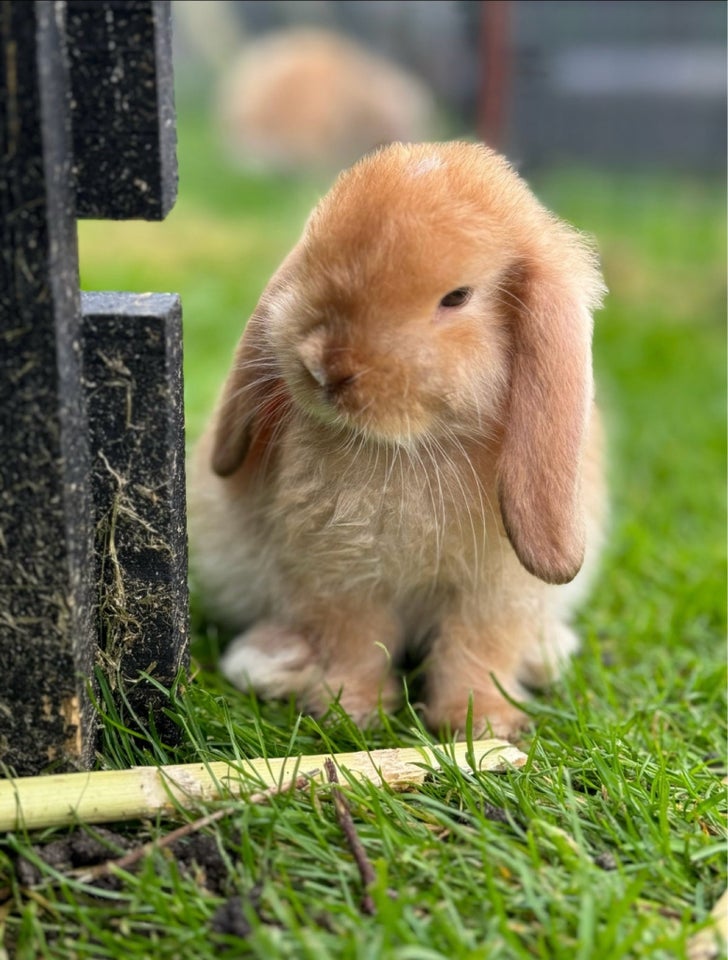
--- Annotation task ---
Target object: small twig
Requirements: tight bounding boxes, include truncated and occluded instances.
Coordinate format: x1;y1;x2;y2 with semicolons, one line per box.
325;758;377;916
69;772;313;884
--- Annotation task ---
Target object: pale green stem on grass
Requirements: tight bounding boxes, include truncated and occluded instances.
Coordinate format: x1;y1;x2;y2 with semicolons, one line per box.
0;739;526;832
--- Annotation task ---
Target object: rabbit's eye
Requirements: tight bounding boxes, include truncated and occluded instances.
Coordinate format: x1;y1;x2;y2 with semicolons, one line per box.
439;287;472;308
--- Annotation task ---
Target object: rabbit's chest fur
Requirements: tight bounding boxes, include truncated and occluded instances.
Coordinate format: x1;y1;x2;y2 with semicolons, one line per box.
268;424;504;604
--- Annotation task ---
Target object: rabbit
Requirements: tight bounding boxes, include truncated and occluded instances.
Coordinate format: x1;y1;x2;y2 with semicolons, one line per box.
187;140;608;738
217;28;438;175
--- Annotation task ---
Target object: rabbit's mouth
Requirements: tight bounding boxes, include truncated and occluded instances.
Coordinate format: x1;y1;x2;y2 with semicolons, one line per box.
292;361;434;447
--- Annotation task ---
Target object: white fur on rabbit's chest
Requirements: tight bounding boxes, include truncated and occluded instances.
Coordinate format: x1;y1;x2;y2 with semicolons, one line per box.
271;432;504;597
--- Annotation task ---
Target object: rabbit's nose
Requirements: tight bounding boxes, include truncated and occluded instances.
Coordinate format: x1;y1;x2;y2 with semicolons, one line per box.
297;338;356;397
299;352;328;388
300;355;355;397
297;334;328;386
323;371;356;399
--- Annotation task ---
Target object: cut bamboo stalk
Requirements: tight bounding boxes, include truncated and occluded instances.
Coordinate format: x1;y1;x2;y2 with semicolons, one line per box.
0;739;526;832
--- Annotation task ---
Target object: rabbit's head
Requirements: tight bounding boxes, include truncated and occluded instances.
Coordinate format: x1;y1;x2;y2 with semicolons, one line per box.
211;142;605;585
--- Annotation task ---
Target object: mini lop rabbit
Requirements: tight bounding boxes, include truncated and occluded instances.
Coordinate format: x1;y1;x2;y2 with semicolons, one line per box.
188;141;607;737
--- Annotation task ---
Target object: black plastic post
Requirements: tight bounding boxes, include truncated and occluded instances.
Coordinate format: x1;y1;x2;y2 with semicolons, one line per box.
0;0;187;774
82;292;188;744
0;1;97;774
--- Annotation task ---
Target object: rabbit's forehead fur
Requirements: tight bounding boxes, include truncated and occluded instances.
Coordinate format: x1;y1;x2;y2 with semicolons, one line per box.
298;141;534;309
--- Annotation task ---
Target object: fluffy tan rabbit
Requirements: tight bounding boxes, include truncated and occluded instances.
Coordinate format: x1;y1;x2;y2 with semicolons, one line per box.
187;141;608;737
217;28;437;174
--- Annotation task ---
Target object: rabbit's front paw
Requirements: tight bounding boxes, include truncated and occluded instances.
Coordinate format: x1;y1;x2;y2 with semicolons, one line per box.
220;622;322;699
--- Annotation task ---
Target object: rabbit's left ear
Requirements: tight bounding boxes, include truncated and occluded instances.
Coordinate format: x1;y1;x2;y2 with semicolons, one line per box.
211;252;299;478
211;308;281;478
497;256;600;585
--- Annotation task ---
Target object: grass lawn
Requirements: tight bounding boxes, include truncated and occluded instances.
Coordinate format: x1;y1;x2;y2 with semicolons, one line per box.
1;112;725;958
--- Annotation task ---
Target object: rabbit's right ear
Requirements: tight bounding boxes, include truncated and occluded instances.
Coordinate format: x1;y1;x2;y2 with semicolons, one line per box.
211;260;296;478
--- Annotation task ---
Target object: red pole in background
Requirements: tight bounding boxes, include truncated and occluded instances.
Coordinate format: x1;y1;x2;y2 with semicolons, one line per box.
478;0;512;151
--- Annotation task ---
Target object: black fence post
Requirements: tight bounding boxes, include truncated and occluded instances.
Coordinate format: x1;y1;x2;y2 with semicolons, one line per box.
0;0;188;775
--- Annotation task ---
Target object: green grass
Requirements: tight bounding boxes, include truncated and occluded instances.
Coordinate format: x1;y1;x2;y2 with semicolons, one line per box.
1;112;725;958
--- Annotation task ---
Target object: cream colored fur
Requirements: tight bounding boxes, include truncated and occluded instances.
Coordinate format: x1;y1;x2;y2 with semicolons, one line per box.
187;141;608;737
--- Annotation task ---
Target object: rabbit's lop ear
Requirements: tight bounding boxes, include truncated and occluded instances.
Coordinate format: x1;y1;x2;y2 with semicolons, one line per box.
211;262;295;478
211;312;273;477
497;251;602;585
